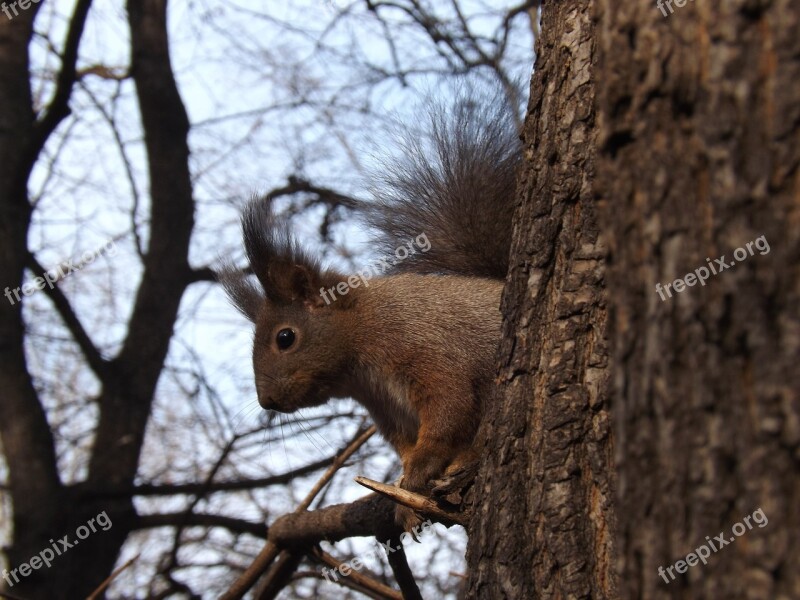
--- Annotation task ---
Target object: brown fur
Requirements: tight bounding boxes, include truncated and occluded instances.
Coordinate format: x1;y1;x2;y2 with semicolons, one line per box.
220;91;519;529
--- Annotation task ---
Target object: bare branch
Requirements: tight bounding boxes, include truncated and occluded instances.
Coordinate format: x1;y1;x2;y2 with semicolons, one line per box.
266;175;362;211
355;476;467;525
383;535;422;600
221;425;376;600
135;513;266;538
29;0;93;164
268;493;397;546
311;547;403;600
26;252;109;382
253;551;304;600
124;455;337;497
86;553;139;600
77;64;130;81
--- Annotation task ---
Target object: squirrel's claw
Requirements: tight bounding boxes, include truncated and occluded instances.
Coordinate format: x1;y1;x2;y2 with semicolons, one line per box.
394;504;424;540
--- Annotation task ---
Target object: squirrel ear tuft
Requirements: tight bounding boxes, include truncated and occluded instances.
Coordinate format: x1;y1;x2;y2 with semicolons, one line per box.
217;262;264;322
242;197;336;309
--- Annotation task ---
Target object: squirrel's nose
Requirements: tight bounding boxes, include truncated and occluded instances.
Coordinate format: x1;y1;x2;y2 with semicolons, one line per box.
256;379;278;410
258;394;277;410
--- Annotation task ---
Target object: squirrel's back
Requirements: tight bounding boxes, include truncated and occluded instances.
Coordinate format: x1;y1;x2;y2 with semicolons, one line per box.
366;89;522;280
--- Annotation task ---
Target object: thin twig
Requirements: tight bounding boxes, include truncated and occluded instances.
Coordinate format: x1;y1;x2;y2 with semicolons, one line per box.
311;547;403;600
354;476;466;525
383;535;423;600
219;425;376;600
86;553;139;600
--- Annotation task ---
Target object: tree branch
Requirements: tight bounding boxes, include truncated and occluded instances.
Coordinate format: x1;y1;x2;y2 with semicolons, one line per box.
266;175;361;211
382;535;422;600
253;551;304;600
28;0;93;165
135;512;267;538
221;425;376;600
122;455;337;497
26;252;110;382
355;476;466;525
267;493;397;547
87;0;195;489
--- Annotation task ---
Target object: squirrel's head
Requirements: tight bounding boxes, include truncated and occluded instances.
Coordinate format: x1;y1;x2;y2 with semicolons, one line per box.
220;199;357;413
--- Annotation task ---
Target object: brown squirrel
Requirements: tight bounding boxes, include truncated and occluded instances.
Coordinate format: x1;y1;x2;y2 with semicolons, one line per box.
221;92;521;530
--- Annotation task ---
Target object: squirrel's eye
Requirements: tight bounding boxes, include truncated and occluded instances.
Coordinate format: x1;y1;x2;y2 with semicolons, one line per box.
276;328;296;350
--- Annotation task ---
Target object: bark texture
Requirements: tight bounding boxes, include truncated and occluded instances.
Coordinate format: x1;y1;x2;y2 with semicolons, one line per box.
595;1;800;598
466;1;615;598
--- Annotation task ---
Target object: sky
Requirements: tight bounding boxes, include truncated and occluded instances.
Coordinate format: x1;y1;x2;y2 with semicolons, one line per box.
4;0;536;596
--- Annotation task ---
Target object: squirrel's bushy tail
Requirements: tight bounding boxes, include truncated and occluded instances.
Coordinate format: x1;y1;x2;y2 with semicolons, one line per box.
367;88;522;279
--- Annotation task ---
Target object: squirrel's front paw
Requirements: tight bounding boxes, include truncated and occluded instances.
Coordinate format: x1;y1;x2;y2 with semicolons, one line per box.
394;504;423;537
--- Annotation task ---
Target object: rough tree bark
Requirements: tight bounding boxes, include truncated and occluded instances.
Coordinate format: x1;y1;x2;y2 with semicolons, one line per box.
595;1;800;598
468;1;798;600
466;1;615;598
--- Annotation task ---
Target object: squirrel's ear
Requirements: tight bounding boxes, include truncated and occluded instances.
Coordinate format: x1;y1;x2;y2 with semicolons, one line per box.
242;198;322;308
268;261;328;309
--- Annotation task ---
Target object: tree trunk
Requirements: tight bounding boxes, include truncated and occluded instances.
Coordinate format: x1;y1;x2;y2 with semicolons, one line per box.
466;1;616;598
468;1;798;599
595;1;800;598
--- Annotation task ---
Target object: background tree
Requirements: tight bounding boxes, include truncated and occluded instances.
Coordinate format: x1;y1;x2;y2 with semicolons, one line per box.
596;1;799;598
0;0;534;598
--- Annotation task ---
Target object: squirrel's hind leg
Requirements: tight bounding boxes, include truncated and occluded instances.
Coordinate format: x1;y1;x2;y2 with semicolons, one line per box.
394;405;477;531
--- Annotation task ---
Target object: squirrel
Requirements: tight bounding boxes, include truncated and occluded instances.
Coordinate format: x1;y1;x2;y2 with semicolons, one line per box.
220;90;521;531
